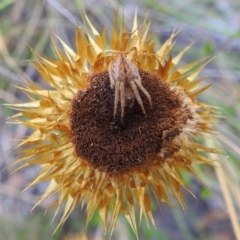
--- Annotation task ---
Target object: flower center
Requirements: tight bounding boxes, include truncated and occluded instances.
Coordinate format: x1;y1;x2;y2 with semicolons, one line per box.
70;70;192;175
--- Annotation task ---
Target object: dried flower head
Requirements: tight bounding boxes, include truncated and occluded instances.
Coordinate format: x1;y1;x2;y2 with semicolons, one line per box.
7;11;218;236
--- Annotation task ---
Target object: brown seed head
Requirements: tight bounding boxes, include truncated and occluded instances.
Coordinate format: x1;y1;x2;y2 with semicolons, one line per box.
70;69;193;175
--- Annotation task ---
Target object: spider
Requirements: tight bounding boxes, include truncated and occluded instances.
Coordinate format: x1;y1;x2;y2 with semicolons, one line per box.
108;54;152;121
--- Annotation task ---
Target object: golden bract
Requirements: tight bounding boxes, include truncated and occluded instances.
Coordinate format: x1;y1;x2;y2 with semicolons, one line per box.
8;11;218;236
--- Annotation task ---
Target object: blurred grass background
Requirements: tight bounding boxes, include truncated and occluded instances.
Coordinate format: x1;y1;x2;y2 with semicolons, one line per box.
0;0;240;239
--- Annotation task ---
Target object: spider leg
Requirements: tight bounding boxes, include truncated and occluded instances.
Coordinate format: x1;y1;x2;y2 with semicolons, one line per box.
108;61;115;89
134;79;152;107
114;81;120;118
120;82;125;120
130;80;146;115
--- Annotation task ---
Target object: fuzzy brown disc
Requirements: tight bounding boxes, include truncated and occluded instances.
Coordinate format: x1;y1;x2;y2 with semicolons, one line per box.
70;70;192;175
